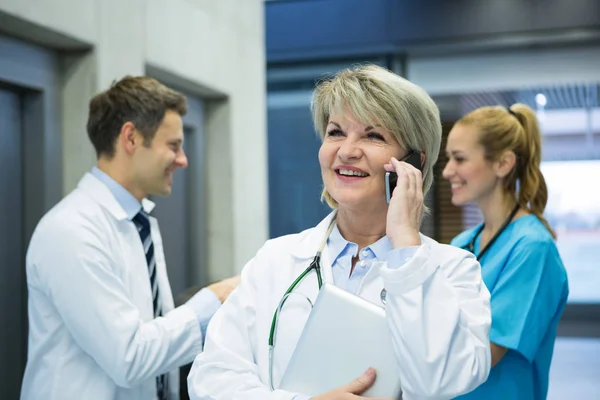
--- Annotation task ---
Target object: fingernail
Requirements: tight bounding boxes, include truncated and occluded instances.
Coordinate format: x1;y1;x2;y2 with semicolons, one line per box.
365;367;375;377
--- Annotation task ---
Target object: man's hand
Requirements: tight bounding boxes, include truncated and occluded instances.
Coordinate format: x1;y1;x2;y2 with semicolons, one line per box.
311;368;391;400
207;275;240;303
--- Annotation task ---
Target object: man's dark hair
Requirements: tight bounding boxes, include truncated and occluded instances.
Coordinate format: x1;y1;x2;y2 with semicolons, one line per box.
87;76;187;158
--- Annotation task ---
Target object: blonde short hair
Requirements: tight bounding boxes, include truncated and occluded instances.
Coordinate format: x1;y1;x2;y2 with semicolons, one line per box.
311;64;442;208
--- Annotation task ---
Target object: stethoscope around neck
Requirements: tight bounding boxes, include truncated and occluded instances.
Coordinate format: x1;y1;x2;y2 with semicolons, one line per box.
266;211;392;389
267;212;337;390
463;204;520;261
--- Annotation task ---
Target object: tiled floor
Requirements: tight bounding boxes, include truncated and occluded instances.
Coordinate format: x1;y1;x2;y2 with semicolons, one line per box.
548;337;600;399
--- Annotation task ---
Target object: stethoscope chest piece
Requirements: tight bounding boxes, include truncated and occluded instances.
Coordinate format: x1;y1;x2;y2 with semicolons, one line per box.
380;288;387;305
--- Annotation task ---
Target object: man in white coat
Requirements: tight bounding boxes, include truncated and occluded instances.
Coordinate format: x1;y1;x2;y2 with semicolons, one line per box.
21;76;238;400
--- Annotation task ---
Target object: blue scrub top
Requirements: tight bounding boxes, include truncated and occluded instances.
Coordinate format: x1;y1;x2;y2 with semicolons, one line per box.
451;214;569;400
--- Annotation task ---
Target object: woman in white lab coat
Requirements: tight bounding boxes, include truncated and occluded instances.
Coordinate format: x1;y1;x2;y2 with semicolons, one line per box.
188;65;492;400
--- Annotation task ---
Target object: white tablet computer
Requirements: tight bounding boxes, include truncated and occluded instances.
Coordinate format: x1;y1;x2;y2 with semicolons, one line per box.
278;283;402;397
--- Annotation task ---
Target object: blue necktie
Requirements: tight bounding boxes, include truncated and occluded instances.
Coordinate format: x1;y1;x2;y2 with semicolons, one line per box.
133;211;168;400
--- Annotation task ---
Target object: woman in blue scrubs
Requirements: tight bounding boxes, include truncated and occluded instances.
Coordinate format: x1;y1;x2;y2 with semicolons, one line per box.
443;104;569;399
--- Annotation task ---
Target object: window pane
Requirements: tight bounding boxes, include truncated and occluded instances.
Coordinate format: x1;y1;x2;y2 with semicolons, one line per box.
541;160;600;304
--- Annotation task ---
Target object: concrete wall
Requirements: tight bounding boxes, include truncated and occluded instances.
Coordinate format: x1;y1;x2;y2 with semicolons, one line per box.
0;0;268;280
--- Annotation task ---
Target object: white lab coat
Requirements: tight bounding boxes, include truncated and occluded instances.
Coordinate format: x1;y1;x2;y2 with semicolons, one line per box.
21;173;203;400
188;213;491;400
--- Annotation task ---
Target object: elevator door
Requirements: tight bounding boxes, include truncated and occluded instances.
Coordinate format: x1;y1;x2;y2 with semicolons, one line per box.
153;127;192;298
0;86;26;399
151;96;206;299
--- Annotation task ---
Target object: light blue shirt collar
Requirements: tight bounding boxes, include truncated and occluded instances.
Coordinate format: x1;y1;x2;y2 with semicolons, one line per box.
328;224;394;264
91;167;142;220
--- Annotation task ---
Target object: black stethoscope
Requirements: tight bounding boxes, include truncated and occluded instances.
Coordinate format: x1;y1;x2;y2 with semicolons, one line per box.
266;211;391;389
463;204;520;260
267;213;337;389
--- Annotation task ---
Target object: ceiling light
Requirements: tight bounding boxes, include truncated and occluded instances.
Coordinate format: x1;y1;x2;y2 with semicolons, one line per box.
535;93;547;107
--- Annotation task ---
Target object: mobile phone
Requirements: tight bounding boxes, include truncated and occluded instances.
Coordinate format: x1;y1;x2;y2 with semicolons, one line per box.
385;151;422;203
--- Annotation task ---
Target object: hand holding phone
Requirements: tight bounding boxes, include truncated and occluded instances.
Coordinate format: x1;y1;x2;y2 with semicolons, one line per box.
385;151;422;203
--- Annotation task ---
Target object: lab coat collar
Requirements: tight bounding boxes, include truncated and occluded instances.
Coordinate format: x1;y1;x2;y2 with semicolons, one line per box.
77;173;156;221
289;210;337;260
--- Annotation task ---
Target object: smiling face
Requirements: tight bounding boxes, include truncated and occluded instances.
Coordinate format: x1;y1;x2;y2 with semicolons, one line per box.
442;123;500;206
318;112;405;211
131;110;188;198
